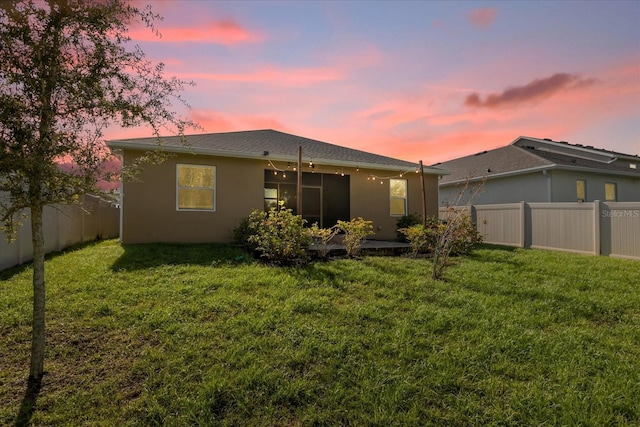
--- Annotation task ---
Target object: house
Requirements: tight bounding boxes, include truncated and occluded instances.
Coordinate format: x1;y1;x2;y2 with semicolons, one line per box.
106;129;444;244
436;136;640;205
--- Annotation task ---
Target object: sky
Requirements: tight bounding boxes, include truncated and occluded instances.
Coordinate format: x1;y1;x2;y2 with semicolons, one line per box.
105;0;640;164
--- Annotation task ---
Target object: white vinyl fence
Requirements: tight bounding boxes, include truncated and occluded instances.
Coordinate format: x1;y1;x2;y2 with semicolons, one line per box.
0;194;119;271
440;201;640;260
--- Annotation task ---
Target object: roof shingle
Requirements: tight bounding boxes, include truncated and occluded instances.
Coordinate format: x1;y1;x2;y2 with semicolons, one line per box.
436;141;640;184
107;129;443;173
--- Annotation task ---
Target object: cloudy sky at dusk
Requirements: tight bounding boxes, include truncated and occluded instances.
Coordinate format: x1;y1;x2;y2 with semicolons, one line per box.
107;0;640;164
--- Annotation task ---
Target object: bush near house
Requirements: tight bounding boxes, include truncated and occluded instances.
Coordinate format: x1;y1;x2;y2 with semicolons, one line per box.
307;223;339;259
398;224;430;256
336;217;375;258
246;203;311;264
398;214;482;258
235;212;375;261
395;213;423;241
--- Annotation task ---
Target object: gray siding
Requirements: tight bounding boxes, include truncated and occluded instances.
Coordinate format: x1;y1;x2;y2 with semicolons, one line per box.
439;172;550;205
440;169;639;206
550;170;639;202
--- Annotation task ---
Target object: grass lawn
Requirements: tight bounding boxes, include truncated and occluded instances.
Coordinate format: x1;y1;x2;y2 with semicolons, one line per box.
1;240;639;426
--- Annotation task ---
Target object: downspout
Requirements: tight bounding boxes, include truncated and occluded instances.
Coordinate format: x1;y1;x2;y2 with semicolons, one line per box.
543;169;552;202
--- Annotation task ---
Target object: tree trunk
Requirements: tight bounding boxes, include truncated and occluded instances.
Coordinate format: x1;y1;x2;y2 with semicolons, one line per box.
29;204;46;380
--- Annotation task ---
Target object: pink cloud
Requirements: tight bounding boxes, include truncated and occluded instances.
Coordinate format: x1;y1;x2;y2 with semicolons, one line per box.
465;73;598;109
356;101;431;130
468;8;497;29
173;65;344;87
188;109;288;134
129;18;263;45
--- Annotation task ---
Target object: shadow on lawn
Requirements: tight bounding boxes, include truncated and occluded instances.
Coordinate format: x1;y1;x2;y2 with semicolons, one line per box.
0;240;103;281
14;377;42;427
110;243;250;271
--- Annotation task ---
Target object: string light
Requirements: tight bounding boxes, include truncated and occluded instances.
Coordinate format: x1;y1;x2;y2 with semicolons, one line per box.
267;156;415;182
367;168;416;182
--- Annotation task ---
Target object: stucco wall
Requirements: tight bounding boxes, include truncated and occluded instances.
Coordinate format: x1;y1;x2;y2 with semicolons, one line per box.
121;150;439;243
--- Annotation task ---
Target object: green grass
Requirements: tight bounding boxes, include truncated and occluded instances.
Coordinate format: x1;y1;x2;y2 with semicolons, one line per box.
1;241;639;426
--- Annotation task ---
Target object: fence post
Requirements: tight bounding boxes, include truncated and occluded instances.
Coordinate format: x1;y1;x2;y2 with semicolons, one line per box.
520;201;526;248
593;200;601;255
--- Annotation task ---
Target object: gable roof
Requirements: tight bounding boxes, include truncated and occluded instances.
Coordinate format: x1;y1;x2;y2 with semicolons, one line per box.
107;129;444;174
435;136;640;185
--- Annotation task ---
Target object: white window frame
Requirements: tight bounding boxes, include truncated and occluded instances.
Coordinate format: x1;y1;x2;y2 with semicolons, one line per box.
176;164;216;211
389;178;408;216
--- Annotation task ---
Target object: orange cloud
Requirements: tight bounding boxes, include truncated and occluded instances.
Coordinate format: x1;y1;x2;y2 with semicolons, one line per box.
468;8;497;29
465;73;597;109
129;18;263;45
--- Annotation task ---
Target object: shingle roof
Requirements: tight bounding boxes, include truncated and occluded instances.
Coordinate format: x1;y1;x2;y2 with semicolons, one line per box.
436;142;640;185
515;136;639;159
107;129;443;174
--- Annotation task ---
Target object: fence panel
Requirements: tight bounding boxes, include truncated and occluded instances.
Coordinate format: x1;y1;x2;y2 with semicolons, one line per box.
601;202;640;259
529;203;596;254
475;203;523;247
442;201;639;260
0;195;119;271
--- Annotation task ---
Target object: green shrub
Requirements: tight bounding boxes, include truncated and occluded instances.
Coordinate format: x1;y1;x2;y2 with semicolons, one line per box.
432;209;483;279
398;224;429;256
308;223;339;258
395;213;422;241
446;212;483;256
336;217;374;258
399;214;481;259
246;202;311;264
231;216;254;250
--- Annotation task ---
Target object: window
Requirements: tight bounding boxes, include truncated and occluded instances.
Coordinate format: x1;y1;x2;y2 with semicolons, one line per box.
177;164;215;210
605;182;617;202
263;170;297;212
390;179;407;216
576;179;586;202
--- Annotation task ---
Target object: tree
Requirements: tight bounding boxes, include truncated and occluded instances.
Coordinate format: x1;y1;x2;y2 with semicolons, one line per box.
0;0;195;383
431;177;484;280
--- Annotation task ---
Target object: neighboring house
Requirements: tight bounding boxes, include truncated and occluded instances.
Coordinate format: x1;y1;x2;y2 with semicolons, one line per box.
436;136;640;205
107;129;444;244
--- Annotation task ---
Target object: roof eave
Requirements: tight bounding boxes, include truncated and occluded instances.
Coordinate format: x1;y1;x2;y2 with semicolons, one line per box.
440;165;553;186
